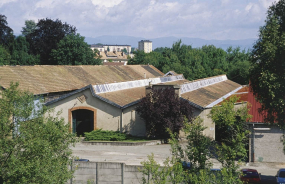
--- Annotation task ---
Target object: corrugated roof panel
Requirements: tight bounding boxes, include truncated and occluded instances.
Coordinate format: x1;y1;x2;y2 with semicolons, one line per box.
181;80;241;108
0;65;164;95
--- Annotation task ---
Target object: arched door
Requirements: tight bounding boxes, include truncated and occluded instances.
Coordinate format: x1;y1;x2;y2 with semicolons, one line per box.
72;109;94;136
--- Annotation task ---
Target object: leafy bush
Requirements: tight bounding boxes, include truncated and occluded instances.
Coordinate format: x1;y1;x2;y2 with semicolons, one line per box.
84;129;130;141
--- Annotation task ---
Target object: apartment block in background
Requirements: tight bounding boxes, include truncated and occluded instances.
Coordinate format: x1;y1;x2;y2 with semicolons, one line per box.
138;40;152;53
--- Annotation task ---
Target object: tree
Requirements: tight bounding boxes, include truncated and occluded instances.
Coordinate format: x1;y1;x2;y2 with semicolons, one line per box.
121;48;128;54
0;83;77;183
26;18;77;65
135;87;193;139
50;33;101;65
129;40;251;85
249;0;285;127
21;20;37;36
209;96;250;175
140;118;243;184
0;44;11;65
0;14;14;48
10;36;40;65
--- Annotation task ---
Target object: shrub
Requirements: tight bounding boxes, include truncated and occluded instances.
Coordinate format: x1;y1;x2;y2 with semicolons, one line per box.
84;129;129;141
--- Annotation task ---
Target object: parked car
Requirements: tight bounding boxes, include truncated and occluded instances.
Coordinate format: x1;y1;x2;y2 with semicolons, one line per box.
75;159;89;162
181;161;191;170
275;168;285;184
240;169;261;183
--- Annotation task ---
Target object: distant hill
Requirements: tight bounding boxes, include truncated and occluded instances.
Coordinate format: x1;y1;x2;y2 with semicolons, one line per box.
84;35;257;51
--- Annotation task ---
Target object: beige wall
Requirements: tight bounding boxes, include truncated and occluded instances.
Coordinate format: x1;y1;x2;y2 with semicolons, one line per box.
122;106;146;137
47;88;145;136
192;108;215;140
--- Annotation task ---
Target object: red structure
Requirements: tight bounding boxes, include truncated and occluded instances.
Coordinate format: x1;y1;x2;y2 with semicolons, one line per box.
247;86;267;123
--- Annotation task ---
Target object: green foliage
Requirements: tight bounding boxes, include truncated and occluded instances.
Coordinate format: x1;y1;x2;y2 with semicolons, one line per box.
209;96;250;174
140;118;244;184
50;33;101;65
121;48;128;54
129;40;251;84
249;0;285;127
0;83;78;183
0;45;11;65
0;14;14;48
10;36;40;65
84;129;150;141
21;20;37;36
140;153;186;184
183;117;213;171
84;129;128;141
26;18;77;65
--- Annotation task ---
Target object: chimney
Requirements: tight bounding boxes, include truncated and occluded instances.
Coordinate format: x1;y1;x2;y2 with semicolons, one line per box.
174;85;181;97
145;82;152;95
144;73;146;79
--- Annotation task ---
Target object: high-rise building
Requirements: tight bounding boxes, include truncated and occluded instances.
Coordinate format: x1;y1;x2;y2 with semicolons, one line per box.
138;40;152;53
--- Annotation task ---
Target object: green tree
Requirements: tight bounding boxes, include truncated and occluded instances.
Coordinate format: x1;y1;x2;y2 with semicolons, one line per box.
0;45;11;65
0;83;77;183
26;18;77;65
140;118;243;184
121;48;128;54
21;20;37;36
50;33;101;65
249;0;285;127
0;14;14;48
209;96;250;175
129;40;251;84
10;36;40;65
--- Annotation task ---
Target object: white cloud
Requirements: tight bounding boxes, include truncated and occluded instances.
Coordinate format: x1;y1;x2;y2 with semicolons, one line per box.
0;0;16;7
0;0;276;40
91;0;123;7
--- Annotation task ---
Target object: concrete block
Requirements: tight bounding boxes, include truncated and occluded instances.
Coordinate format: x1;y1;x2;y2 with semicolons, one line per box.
97;162;122;169
74;168;97;175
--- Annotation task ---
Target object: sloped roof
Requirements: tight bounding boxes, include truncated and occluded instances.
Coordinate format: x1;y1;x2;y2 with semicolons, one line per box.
216;86;248;105
97;87;146;107
100;51;128;60
103;62;125;66
95;75;241;108
0;65;164;95
45;72;242;110
181;80;241;108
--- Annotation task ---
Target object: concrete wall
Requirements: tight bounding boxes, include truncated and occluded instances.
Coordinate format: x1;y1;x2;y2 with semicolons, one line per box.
70;162;143;184
249;123;285;163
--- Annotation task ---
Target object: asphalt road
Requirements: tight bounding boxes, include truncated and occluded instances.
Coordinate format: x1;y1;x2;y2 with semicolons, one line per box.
71;142;285;183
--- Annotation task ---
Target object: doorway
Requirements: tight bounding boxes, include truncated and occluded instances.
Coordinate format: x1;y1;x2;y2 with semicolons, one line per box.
72;109;94;136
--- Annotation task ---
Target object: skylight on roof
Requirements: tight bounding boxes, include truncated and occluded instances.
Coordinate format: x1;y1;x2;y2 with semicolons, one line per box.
94;75;184;94
180;75;227;94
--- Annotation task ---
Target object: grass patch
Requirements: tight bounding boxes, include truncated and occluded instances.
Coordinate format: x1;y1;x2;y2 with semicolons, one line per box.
84;129;150;142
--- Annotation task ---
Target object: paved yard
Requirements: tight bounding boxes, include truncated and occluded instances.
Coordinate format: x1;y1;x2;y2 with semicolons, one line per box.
71;142;285;183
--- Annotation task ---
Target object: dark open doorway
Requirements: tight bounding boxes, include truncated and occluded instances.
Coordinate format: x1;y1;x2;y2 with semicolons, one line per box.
72;109;94;136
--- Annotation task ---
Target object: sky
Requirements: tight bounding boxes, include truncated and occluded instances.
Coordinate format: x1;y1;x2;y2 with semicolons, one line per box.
0;0;278;40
